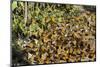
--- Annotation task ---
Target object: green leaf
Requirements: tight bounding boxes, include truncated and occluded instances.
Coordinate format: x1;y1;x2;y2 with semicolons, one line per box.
20;2;24;7
30;24;39;32
12;1;17;10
